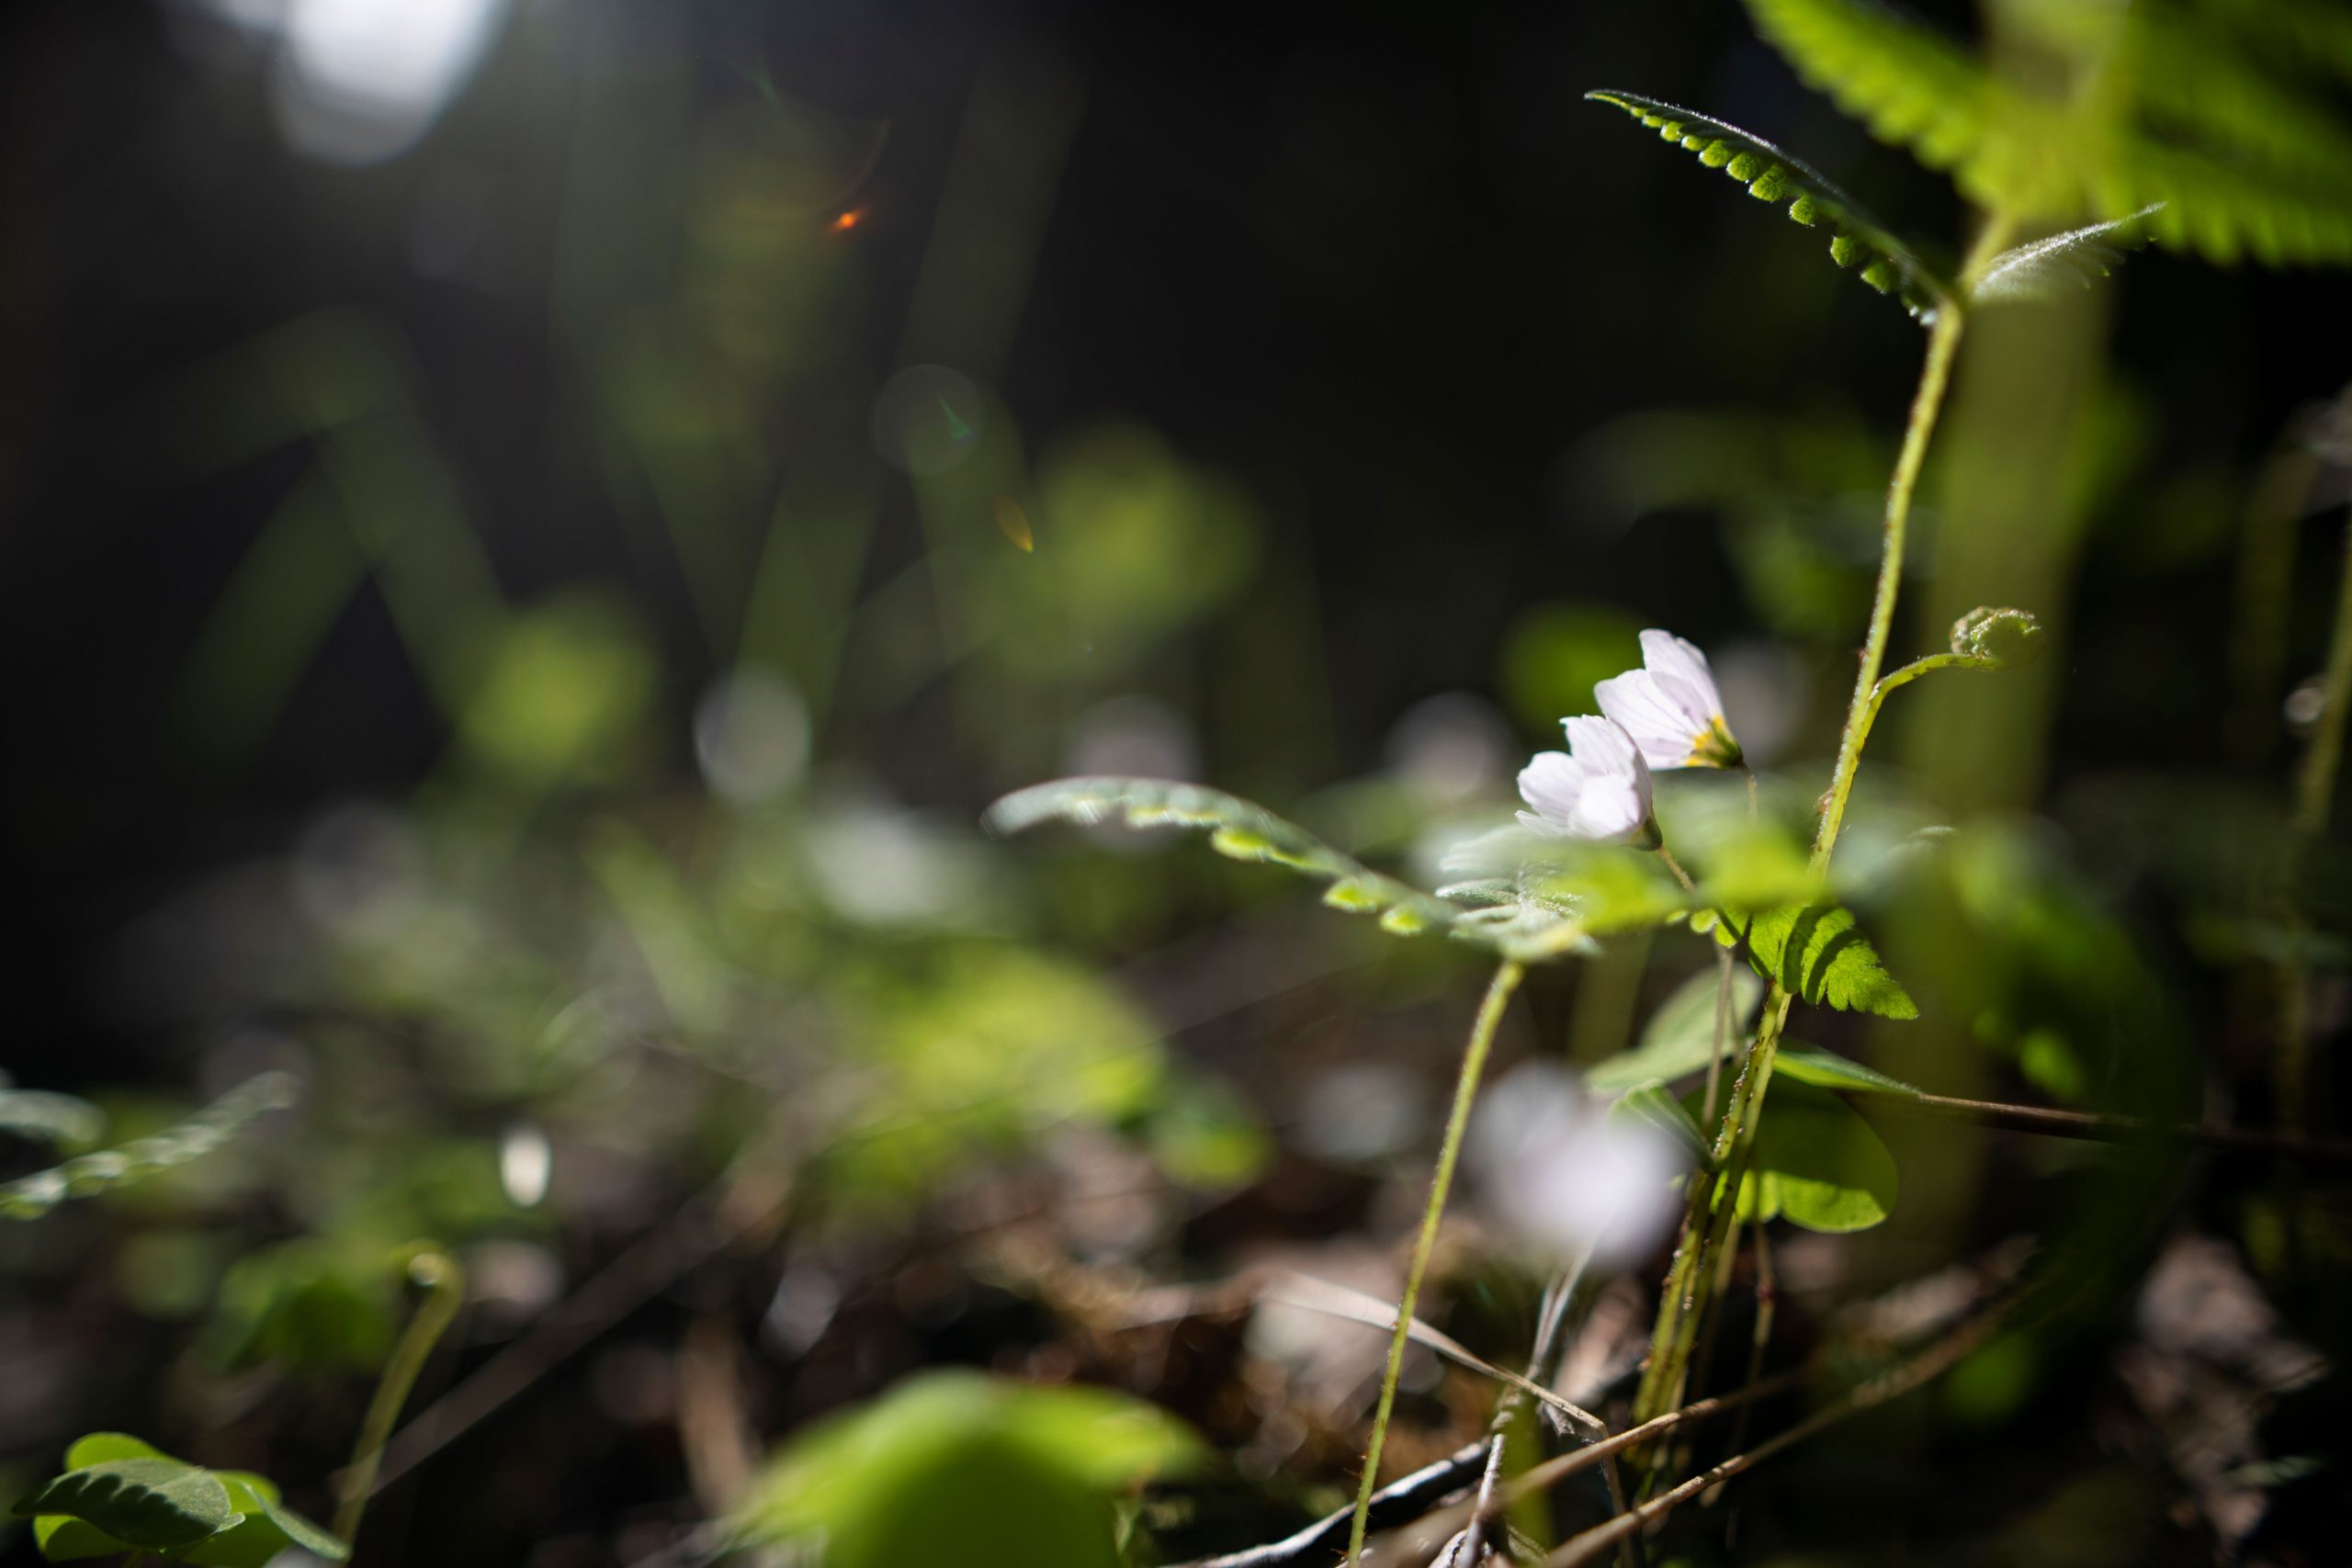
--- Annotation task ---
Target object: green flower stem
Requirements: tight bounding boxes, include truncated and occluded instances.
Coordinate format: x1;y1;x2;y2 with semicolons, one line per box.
335;1247;465;1549
1632;991;1790;1442
1811;653;1998;863
1346;958;1523;1566
1634;217;2013;1460
1702;945;1736;1127
1812;324;1967;871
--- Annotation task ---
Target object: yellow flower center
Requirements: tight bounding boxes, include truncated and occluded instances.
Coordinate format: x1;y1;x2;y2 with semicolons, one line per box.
1686;716;1744;769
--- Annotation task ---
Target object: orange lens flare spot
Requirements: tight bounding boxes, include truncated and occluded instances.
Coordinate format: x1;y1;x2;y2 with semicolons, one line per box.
832;209;861;231
993;496;1035;553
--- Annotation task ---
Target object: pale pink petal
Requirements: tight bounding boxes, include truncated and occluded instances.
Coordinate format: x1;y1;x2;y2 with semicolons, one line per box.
1517;750;1588;822
1561;714;1634;767
1639;629;1722;713
1594;671;1696;763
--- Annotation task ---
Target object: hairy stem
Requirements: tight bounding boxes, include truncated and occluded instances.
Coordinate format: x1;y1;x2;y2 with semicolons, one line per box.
1631;992;1789;1444
1346;959;1524;1565
1633;218;2013;1471
336;1247;465;1548
1812;313;1969;870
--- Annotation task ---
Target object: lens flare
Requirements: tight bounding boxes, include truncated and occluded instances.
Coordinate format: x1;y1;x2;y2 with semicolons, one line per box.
992;496;1035;552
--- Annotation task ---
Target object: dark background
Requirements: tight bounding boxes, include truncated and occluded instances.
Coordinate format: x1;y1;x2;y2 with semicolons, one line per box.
3;1;2346;1563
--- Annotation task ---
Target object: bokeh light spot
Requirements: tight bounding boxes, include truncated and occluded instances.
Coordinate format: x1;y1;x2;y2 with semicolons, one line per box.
871;365;986;475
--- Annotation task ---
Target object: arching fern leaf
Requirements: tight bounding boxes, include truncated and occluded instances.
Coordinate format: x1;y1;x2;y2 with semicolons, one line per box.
1744;0;2352;266
1972;205;2165;303
1585;90;1954;320
986;777;1598;963
1;1074;297;1221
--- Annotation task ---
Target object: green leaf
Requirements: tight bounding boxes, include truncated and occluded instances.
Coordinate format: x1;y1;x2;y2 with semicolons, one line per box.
1585;89;1953;318
732;1371;1201;1568
14;1460;238;1551
27;1449;347;1568
1740;904;1917;1018
30;1438;171;1561
988;777;1591;962
29;1517;134;1562
61;1435;164;1469
1609;1084;1713;1167
1972;209;2162;305
1588;966;1766;1092
1776;1043;1925;1097
1752;1078;1900;1232
186;1474;348;1566
1743;0;2352;266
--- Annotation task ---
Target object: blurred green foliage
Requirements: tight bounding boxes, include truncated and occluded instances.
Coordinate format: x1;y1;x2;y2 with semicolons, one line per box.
731;1371;1200;1568
6;0;2351;1561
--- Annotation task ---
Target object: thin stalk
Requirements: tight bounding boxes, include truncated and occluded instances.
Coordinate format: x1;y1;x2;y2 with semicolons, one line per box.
1851;1084;2352;1167
1812;318;1968;870
1457;1260;1592;1568
1702;946;1735;1129
1634;220;2013;1459
1547;1293;2007;1567
1377;1371;1808;1563
2280;519;2352;1132
1818;653;1997;850
1812;222;2014;870
2292;523;2352;838
336;1247;465;1547
1346;959;1525;1566
1630;989;1787;1437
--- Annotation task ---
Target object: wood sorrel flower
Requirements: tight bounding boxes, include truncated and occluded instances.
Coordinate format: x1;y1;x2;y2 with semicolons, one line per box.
1595;628;1744;769
1517;716;1658;847
1469;1063;1689;1268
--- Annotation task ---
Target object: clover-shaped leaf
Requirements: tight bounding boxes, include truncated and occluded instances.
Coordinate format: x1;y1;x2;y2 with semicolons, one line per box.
14;1459;237;1553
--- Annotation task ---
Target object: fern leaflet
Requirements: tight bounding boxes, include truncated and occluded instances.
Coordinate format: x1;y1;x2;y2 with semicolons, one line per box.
1586;90;1954;319
1;1073;297;1220
1972;205;2164;303
1744;0;2352;266
986;777;1599;962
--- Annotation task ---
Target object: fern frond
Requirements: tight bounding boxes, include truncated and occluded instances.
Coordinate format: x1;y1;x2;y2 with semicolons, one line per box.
1585;90;1954;319
1744;0;2352;266
0;1088;104;1150
0;1074;297;1220
986;777;1596;962
1972;205;2164;303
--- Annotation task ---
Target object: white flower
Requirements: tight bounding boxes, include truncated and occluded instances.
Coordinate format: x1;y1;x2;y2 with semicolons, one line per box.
1517;716;1657;847
1595;629;1743;770
1470;1064;1689;1268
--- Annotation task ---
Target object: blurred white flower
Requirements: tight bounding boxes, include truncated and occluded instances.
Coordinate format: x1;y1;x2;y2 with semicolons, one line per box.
1595;629;1743;770
1470;1064;1689;1267
1517;716;1657;847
